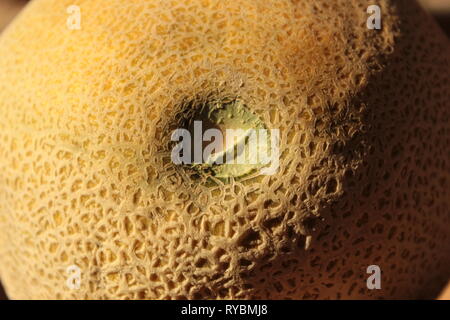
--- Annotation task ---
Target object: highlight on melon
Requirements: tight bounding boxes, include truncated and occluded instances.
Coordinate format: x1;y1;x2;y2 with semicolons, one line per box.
439;282;450;300
0;0;449;300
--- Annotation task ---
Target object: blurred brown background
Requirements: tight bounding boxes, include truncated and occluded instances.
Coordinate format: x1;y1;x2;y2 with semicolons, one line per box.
418;0;450;36
0;0;27;32
0;0;449;301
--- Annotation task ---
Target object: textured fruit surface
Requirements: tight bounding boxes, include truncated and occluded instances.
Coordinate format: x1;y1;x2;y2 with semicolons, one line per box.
0;0;449;299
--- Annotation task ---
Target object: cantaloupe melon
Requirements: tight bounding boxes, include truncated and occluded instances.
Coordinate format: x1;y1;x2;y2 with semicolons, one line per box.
0;0;449;299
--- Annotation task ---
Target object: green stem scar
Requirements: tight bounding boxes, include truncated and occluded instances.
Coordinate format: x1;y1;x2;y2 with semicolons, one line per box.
179;98;273;180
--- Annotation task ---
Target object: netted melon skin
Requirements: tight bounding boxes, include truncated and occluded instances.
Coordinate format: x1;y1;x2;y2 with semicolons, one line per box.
0;0;449;300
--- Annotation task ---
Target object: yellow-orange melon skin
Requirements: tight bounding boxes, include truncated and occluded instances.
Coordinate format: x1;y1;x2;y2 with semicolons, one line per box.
0;0;449;299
